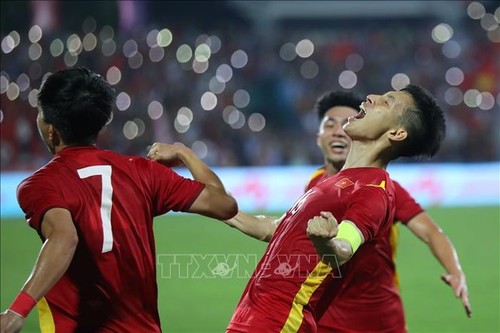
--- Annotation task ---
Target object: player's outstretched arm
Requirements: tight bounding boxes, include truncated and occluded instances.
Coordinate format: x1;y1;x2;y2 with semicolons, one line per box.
306;211;364;266
148;142;237;220
224;211;283;242
0;208;78;332
406;212;472;317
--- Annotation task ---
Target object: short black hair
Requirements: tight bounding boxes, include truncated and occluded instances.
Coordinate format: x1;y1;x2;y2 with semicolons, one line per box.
398;84;446;158
37;67;115;145
314;91;364;120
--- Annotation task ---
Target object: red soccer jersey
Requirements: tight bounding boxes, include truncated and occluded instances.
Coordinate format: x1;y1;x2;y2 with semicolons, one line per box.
227;168;396;333
307;168;424;333
16;146;205;333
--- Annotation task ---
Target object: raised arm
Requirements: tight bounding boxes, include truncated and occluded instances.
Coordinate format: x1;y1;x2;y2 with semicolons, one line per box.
147;142;237;220
406;212;472;317
1;208;78;333
224;211;283;242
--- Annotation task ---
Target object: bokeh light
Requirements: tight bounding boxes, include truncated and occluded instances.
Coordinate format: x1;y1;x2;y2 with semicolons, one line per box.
280;42;296;61
445;67;464;86
28;25;42;43
176;44;192;63
177;107;193;126
233;89;250;108
432;23;454;43
300;60;319;79
50;39;64;57
391;73;410;90
28;43;42;61
345;54;364;72
478;92;495;110
467;2;485;20
444;87;463;106
231;50;248;68
463;89;481;108
149;46;165;62
116;92;131;111
248;113;266;132
148;101;164;120
82;33;97;52
157;28;173;47
216;64;233;83
106;66;122;85
339;70;357;89
192;141;208;159
296;39;314;58
201;92;217;110
209;76;226;94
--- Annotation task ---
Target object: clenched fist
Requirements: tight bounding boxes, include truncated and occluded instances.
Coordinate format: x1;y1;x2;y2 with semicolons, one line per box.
306;211;338;241
147;142;185;167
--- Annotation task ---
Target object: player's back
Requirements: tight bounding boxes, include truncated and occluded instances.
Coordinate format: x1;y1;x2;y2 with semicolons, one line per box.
18;146;203;332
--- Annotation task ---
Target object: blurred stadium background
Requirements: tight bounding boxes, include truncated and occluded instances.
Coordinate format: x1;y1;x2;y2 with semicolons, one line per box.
1;1;499;332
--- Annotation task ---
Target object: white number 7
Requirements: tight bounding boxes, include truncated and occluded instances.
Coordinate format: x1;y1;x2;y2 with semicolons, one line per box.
77;165;114;253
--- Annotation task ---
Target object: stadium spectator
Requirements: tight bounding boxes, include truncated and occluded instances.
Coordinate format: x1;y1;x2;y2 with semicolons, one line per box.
0;67;237;333
225;84;447;332
1;8;498;170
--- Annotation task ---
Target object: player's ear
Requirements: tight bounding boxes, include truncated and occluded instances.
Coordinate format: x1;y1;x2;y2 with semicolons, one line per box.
387;128;407;142
316;133;321;147
48;125;62;146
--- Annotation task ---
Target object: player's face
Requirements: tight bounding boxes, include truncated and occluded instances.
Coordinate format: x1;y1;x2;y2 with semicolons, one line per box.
344;91;413;140
317;106;358;165
36;107;56;154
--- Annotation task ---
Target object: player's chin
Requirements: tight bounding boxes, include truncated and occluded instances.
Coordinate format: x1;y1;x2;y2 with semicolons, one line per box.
328;152;348;162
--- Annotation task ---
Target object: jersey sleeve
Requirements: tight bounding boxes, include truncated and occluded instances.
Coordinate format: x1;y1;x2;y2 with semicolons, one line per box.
145;159;205;216
342;186;390;242
393;181;424;224
16;174;70;233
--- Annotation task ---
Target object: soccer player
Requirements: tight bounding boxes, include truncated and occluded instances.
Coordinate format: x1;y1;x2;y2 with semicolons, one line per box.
0;67;237;333
227;91;471;332
225;85;446;333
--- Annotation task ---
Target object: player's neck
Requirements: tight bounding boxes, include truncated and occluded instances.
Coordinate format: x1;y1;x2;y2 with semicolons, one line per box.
325;161;343;176
342;141;390;170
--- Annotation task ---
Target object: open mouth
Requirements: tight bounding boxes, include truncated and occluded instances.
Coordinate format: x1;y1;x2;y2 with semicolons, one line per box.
354;106;367;119
330;142;347;149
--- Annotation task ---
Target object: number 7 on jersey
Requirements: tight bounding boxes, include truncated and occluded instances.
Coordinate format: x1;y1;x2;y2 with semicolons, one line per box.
77;165;114;253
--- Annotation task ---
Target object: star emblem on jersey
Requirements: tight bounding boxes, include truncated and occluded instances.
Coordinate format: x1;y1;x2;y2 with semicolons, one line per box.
335;178;354;189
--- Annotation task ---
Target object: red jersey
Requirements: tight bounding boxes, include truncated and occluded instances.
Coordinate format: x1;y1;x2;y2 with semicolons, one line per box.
307;167;423;333
227;168;396;333
16;146;205;333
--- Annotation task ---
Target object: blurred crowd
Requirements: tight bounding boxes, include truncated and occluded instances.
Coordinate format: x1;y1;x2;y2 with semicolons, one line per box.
1;2;499;171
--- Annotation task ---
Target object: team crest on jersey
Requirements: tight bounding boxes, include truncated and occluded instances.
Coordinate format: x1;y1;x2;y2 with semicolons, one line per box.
335;178;354;189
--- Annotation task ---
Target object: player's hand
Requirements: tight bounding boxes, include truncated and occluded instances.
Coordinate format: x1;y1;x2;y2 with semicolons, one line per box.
306;211;338;242
147;142;184;167
0;310;25;333
441;273;472;317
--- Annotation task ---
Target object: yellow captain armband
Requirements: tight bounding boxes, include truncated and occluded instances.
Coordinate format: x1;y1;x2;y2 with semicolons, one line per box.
334;221;363;253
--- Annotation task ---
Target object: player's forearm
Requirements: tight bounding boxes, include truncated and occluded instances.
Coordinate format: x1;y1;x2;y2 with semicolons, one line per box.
224;211;279;242
176;146;227;192
311;238;352;267
22;234;78;301
428;231;464;276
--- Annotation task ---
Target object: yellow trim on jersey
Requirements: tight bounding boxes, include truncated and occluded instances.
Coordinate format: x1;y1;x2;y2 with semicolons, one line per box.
305;167;326;189
335;221;363;253
280;262;332;333
367;180;386;189
390;223;401;289
37;297;55;333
